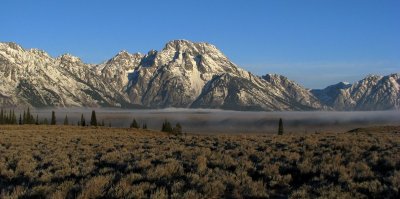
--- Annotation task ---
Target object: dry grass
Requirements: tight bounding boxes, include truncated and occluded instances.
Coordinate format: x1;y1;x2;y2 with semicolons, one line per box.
0;125;399;198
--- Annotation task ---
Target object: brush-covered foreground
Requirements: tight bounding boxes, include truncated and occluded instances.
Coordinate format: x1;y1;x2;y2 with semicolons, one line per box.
0;125;399;199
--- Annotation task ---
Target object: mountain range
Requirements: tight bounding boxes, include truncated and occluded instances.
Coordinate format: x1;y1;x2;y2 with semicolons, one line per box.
0;40;398;111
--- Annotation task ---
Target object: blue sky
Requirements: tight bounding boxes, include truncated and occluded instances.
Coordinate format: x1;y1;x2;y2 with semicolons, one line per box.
1;0;399;88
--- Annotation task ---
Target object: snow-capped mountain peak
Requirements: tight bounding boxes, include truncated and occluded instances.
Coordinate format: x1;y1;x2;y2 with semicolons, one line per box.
312;73;400;110
341;81;350;85
1;42;24;51
57;54;82;63
0;40;398;111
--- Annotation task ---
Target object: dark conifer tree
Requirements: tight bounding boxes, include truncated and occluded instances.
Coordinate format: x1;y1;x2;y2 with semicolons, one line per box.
6;110;8;124
2;110;5;124
161;120;173;133
9;110;12;125
161;122;166;132
3;109;7;124
26;107;31;124
9;110;12;124
142;123;147;129
19;114;22;125
23;110;26;124
51;111;56;125
80;114;86;127
0;108;4;124
90;110;97;126
30;114;34;125
11;110;15;124
7;110;11;124
6;110;9;124
278;118;283;135
130;118;139;128
36;114;39;125
173;123;182;135
166;121;173;133
64;115;69;125
4;110;7;124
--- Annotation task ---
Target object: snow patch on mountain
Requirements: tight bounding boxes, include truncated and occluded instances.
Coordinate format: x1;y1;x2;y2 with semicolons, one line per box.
0;40;398;111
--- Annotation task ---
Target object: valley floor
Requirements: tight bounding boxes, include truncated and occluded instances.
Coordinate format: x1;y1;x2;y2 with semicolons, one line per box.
0;125;399;198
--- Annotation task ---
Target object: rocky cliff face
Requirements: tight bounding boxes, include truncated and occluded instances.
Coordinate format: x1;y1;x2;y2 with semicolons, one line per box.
0;40;398;111
126;40;323;110
311;82;352;107
0;42;133;108
312;74;400;110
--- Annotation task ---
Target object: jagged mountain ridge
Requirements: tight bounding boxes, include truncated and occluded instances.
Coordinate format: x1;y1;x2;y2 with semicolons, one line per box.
0;42;135;108
0;40;398;110
311;82;352;107
125;40;323;110
312;74;400;110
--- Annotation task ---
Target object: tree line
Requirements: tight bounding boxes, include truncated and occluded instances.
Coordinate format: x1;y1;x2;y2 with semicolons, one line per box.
1;108;40;125
1;108;287;135
129;118;182;135
0;108;185;135
0;108;106;126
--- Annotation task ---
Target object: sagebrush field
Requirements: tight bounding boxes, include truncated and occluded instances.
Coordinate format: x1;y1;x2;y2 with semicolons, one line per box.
0;125;399;198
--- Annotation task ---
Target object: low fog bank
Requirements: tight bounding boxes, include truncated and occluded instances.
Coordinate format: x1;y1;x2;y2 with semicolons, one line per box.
26;108;400;134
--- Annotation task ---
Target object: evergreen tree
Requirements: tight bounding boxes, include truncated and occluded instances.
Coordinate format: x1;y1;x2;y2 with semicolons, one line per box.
11;110;16;124
278;118;283;135
8;110;12;124
130;118;139;128
9;110;12;124
0;108;4;124
2;109;5;124
3;109;7;124
30;114;34;125
51;111;56;125
90;110;97;126
173;123;182;135
161;120;173;133
26;107;31;124
23;110;26;124
3;110;7;124
36;114;39;125
142;123;147;129
64;115;69;125
19;114;22;125
80;114;86;127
